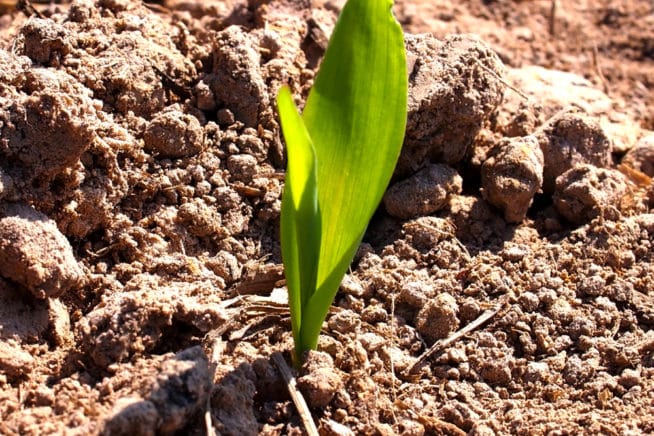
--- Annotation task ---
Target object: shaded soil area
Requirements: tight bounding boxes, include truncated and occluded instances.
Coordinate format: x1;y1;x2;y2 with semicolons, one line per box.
0;0;653;434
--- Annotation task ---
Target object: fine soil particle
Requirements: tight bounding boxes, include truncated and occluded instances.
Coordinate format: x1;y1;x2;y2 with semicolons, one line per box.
0;0;653;435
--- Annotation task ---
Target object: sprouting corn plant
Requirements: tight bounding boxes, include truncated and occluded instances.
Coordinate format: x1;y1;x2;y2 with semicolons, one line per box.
277;0;407;364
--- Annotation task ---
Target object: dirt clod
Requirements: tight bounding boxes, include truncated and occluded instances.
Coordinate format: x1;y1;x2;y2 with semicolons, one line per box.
384;164;462;219
0;68;95;184
18;18;71;66
143;108;204;158
622;133;654;177
101;397;158;436
554;164;631;224
209;26;269;128
213;364;258;436
0;202;83;299
398;33;505;175
0;340;34;379
101;346;211;435
415;293;460;343
537;109;612;193
481;135;544;223
78;275;228;368
0;277;50;342
298;351;343;409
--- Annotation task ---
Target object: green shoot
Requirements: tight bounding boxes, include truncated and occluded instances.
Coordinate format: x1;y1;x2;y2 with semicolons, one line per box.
277;0;407;365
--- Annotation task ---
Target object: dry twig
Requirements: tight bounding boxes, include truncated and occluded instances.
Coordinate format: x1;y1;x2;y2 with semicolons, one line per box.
473;58;530;101
272;352;319;436
203;331;227;436
549;0;557;36
591;43;610;94
404;298;508;376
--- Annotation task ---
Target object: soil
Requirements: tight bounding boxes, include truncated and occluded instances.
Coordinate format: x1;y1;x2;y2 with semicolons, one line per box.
0;0;653;435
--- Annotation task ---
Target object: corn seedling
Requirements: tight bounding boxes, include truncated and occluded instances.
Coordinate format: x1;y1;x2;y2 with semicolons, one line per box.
277;0;407;364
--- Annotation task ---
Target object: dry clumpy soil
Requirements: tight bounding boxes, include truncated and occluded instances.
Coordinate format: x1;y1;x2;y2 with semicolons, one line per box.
0;0;653;434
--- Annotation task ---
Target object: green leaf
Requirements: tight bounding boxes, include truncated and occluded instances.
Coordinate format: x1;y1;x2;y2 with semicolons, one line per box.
277;86;321;360
278;0;407;362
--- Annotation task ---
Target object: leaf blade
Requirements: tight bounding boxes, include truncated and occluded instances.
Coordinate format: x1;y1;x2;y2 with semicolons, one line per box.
277;86;321;360
300;0;408;351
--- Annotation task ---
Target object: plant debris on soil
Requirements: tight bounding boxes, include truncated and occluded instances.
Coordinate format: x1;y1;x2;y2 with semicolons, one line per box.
0;0;653;435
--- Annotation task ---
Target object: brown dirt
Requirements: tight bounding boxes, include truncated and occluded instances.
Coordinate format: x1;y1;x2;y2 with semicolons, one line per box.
0;0;653;434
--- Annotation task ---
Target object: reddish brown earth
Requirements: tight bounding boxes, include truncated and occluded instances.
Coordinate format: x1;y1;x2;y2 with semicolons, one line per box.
0;0;653;434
